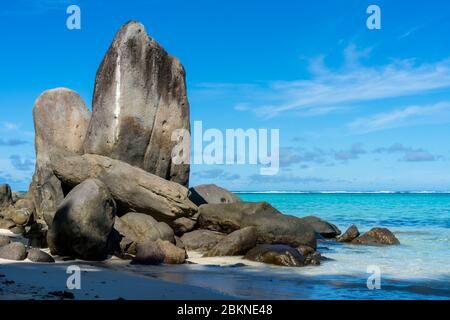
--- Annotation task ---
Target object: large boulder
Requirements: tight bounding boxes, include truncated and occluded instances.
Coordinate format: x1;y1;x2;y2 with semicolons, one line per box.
84;21;190;186
302;216;341;239
0;184;13;209
155;239;187;264
189;184;241;206
30;88;91;225
338;224;360;243
205;227;257;257
114;212;174;255
172;217;196;236
198;202;317;249
244;245;306;267
52;154;197;222
180;230;226;252
47;179;116;260
0;242;27;261
352;227;400;245
0;235;10;247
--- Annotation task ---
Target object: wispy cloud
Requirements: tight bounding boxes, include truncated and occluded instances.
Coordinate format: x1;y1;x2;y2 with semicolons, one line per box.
0;139;28;146
248;174;327;184
334;143;366;161
348;102;450;133
194;45;450;119
192;168;240;181
9;155;35;171
374;143;439;162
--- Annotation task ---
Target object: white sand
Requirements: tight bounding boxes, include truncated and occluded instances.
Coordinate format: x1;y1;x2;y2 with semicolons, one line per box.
0;229;235;300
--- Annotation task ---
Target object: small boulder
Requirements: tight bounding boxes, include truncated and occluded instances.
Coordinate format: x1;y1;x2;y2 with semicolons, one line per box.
10;208;33;226
131;242;165;265
27;248;55;263
205;227;257;257
338;224;360;243
244;244;306;267
189;184;241;206
114;212;174;255
352;227;400;245
172;217;196;236
48;179;116;260
155;239;187;264
0;235;11;247
0;184;13;209
0;218;15;230
0;242;27;261
301;216;341;239
180;230;226;251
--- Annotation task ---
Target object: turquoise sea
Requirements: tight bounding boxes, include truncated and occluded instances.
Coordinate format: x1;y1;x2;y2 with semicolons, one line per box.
136;193;450;299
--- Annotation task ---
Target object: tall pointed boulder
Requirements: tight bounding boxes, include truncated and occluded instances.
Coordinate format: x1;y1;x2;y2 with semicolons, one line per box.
84;21;190;186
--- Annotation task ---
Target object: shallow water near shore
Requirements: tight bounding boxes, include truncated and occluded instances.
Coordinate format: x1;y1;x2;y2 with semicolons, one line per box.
122;193;450;299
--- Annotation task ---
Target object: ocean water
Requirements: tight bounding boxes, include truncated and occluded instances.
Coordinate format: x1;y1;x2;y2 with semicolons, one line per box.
128;193;450;299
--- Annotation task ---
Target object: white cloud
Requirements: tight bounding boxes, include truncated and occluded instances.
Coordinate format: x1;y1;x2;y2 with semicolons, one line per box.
348;102;450;133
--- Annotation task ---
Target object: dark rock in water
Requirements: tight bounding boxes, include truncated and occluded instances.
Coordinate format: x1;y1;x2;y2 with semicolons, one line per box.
352;227;400;245
30;88;91;225
48;179;116;260
301;216;341;239
0;218;15;230
0;242;27;261
52;154;197;222
172;217;196;236
131;242;165;265
189;184;241;206
27;248;55;263
48;291;74;300
114;212;174;255
338;224;360;243
84;21;190;186
198;202;317;249
0;235;11;247
155;239;187;264
0;184;13;209
10;226;25;235
205;227;257;257
180;230;226;252
244;244;306;267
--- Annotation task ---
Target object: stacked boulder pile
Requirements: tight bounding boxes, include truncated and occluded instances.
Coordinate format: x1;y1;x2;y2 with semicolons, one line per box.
0;21;400;267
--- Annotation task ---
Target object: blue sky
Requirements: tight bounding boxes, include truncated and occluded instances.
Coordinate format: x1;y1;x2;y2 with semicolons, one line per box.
1;0;450;191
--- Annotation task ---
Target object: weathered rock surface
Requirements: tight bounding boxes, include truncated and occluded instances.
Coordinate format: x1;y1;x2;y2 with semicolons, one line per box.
352;227;400;245
338;224;360;243
198;202;317;249
0;235;10;247
25;222;48;248
0;184;13;208
0;242;27;261
189;184;241;206
131;242;165;265
9;208;33;226
0;218;15;230
244;244;306;267
205;227;257;257
47;179;116;260
302;216;341;239
30;88;91;225
180;230;226;251
114;212;174;255
172;217;196;236
52;154;197;222
27;248;55;263
155;239;186;264
84;20;190;186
